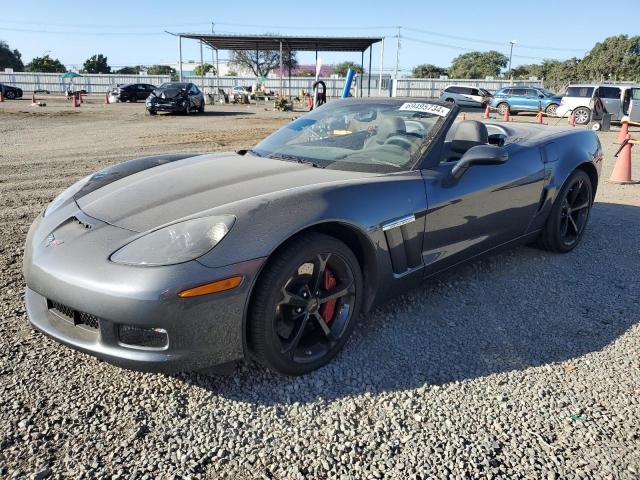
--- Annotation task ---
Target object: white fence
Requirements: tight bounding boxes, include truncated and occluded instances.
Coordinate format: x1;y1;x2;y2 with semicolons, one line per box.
1;72;543;98
0;72;171;93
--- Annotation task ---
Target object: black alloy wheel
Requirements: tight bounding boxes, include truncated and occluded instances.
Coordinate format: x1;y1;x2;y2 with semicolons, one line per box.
539;170;593;253
249;233;362;375
5;90;16;100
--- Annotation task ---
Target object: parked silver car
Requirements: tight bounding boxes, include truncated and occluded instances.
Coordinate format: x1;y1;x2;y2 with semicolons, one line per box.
556;83;640;125
439;85;492;107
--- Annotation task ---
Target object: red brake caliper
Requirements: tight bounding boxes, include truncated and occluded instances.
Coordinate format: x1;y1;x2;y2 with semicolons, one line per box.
319;268;337;324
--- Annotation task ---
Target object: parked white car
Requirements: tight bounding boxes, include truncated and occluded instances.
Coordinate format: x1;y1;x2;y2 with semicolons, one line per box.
439;85;492;107
556;83;640;125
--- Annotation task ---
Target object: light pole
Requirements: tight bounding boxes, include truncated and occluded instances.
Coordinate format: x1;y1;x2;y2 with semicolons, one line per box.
507;40;516;82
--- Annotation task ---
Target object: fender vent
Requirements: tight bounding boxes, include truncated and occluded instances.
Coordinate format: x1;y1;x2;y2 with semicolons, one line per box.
382;215;422;274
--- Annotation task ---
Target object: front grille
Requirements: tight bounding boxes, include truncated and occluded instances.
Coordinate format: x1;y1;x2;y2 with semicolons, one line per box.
48;300;100;329
119;325;168;349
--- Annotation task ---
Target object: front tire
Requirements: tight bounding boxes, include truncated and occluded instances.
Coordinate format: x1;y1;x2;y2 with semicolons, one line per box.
5;90;16;100
538;170;593;253
545;103;558;116
198;101;205;113
248;233;363;375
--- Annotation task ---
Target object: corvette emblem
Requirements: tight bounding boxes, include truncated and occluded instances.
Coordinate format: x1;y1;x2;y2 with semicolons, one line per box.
45;233;64;248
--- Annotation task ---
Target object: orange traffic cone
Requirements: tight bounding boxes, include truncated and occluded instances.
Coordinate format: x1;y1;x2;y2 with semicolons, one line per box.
461;113;466;121
74;94;80;108
483;105;490;119
503;108;510;122
104;92;110;104
569;111;576;127
79;93;84;104
610;135;635;184
617;119;629;144
0;89;3;102
31;92;36;103
536;111;544;124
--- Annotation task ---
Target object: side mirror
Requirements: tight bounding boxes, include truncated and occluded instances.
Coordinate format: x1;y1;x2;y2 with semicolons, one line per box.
539;94;544;99
451;145;508;180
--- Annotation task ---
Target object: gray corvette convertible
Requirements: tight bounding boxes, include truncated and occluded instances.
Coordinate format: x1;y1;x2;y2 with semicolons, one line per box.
23;99;602;375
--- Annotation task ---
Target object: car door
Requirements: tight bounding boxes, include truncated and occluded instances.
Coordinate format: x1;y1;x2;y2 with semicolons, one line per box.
420;136;546;275
525;88;542;111
509;88;527;111
626;87;640;123
597;86;622;120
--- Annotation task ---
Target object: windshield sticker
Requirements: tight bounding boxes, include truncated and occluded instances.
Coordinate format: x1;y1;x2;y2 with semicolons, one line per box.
399;103;450;117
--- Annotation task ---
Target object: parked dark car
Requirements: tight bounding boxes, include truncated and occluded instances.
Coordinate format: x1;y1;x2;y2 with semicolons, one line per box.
0;83;23;100
23;99;602;375
110;83;156;102
145;82;205;115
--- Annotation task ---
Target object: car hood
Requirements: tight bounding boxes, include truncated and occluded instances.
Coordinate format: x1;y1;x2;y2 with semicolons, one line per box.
76;152;373;232
152;88;185;99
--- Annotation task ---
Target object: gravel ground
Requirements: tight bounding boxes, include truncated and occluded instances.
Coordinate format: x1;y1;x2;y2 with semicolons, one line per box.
1;97;639;479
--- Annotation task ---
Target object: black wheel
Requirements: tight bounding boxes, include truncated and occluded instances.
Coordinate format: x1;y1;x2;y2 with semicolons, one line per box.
545;103;558;116
538;170;593;253
248;233;363;375
129;95;137;103
185;103;191;115
198;101;205;113
497;102;510;116
5;90;16;100
573;107;590;125
147;109;156;115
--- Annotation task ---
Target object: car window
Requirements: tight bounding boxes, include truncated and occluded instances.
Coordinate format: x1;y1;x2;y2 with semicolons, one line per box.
527;89;540;97
190;84;200;94
253;101;449;173
502;89;512;96
137;84;147;90
470;88;480;95
566;86;594;98
631;89;640;100
598;86;621;99
511;88;526;96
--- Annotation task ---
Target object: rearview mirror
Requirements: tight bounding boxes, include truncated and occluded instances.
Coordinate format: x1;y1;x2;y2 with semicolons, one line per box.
451;145;508;179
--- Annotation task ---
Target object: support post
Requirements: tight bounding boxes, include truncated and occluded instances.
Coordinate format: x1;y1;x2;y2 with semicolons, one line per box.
179;35;183;81
360;50;364;98
378;38;384;95
368;46;372;97
215;48;220;99
279;40;283;98
200;40;205;95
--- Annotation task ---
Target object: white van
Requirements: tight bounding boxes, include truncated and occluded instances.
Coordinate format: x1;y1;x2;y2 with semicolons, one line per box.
556;83;640;125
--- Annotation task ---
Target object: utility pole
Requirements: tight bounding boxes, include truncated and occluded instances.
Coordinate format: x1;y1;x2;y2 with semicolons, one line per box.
507;40;516;83
394;26;401;79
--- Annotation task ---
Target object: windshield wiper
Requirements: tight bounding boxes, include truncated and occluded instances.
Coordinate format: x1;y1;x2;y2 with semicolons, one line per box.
267;153;323;168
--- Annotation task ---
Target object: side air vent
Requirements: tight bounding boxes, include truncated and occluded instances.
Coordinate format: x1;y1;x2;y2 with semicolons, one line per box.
382;215;422;274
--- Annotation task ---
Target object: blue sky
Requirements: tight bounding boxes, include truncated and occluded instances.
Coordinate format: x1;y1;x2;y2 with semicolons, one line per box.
1;0;637;73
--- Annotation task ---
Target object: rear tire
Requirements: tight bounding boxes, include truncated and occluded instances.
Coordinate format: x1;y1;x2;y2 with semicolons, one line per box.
129;95;137;103
5;90;16;100
497;102;510;116
538;170;593;253
248;233;363;375
147;109;156;115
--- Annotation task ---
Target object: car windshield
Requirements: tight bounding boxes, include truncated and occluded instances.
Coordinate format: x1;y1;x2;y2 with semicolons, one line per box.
479;88;492;96
539;88;556;97
252;100;450;173
159;82;188;90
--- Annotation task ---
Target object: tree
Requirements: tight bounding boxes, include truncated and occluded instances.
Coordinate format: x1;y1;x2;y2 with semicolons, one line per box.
115;66;142;74
25;54;66;73
147;64;177;80
412;64;447;78
230;46;297;77
510;64;538;79
448;50;508;78
226;70;238;77
82;54;110;74
0;40;24;71
579;35;640;82
193;63;216;76
332;61;363;76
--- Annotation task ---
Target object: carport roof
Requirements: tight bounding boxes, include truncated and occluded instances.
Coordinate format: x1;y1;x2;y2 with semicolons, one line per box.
177;33;382;52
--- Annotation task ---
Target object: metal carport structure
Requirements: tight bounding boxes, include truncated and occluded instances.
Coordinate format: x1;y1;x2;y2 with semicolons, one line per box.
172;33;383;98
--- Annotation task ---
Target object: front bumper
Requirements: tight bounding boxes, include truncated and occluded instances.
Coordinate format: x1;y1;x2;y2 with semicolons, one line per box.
23;206;265;373
146;100;186;112
555;105;572;118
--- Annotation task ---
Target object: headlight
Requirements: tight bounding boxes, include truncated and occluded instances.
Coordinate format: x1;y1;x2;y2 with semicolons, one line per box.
43;175;91;217
110;215;235;266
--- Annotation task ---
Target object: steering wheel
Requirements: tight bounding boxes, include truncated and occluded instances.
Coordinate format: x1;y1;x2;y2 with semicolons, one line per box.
383;135;414;150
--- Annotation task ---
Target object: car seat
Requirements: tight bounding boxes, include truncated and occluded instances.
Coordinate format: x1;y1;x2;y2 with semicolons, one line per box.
444;120;489;161
365;116;406;148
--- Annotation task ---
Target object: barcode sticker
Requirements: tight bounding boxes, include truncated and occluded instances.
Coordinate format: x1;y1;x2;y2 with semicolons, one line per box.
399;103;450;117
